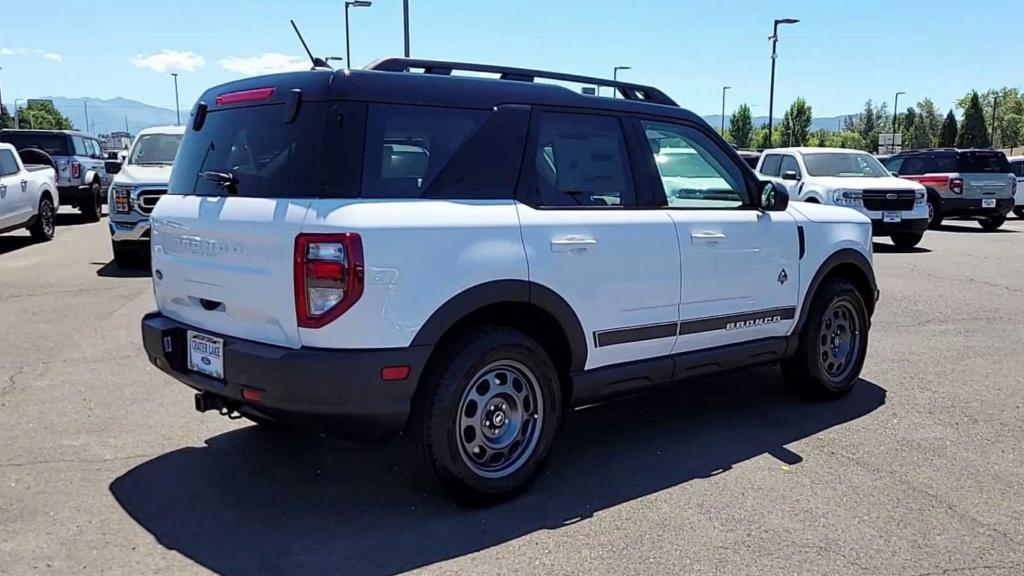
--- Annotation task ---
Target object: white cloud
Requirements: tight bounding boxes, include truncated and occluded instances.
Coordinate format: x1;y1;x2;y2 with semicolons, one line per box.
0;48;16;56
131;50;205;73
42;52;62;62
219;53;308;76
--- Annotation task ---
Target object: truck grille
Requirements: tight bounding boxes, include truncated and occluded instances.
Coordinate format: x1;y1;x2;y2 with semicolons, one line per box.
862;190;915;211
135;189;167;215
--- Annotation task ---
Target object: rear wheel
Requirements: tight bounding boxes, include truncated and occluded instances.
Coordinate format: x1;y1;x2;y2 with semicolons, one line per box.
979;215;1006;231
80;181;103;222
890;232;923;250
411;327;562;504
1014;207;1024;219
782;278;869;399
28;196;55;242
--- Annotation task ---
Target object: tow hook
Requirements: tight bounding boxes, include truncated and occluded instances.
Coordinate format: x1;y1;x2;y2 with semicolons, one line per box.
194;392;243;419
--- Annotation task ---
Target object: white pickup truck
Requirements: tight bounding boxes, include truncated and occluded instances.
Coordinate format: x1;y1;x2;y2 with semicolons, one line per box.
758;147;929;249
0;143;58;242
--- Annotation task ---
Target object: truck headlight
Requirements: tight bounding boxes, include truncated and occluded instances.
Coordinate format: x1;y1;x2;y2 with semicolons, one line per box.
915;190;926;206
832;189;863;206
111;186;132;213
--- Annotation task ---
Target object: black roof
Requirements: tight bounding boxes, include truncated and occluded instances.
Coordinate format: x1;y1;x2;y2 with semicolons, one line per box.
892;147;1002;157
194;58;706;127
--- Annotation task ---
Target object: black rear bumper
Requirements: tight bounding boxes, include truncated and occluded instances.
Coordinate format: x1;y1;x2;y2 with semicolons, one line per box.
940;197;1013;218
141;312;432;440
871;218;929;235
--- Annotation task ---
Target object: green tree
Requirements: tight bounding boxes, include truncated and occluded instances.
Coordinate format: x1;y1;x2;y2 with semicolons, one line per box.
916;98;942;147
729;103;754;148
957;91;990;148
752;124;771;149
846;100;892;152
15;100;74;130
0;104;14;129
906;117;932;150
902;107;917;133
957;87;1024;149
1001;114;1023;151
940;110;958;147
778;97;813;146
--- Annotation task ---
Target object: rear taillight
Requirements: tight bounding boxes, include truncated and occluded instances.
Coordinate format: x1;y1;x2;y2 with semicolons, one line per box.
949;177;964;194
71;161;81;179
294;233;364;329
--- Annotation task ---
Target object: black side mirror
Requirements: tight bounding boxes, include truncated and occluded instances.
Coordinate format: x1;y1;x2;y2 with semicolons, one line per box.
760;181;789;211
104;160;122;175
782;170;800;181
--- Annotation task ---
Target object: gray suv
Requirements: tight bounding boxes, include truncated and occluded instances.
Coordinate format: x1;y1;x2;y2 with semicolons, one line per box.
0;130;110;221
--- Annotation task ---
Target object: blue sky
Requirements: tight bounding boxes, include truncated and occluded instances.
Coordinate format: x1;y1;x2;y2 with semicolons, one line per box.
0;0;1020;120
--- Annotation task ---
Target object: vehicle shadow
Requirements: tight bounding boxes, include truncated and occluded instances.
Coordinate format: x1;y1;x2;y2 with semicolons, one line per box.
56;211;106;227
93;260;150;278
110;368;886;576
0;235;36;256
937;223;1018;234
871;242;931;254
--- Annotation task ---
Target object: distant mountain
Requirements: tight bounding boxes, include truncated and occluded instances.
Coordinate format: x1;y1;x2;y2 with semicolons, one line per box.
43;97;178;135
702;114;855;132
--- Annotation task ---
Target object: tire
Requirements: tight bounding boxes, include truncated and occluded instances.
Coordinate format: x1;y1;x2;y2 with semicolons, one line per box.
782;278;869;400
111;241;140;267
411;327;563;504
1014;207;1024;219
28;196;55;242
979;215;1006;231
926;196;943;230
890;232;923;250
80;181;103;222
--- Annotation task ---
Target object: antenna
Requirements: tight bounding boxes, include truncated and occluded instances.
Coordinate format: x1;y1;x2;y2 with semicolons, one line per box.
291;19;329;69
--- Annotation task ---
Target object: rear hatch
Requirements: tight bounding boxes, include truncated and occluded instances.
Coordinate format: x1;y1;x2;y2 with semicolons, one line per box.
957;151;1014;199
151;77;343;348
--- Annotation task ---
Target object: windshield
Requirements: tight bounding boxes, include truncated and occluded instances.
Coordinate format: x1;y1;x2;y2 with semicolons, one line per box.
0;132;69;156
128;133;182;165
656;150;721;178
803;153;890;178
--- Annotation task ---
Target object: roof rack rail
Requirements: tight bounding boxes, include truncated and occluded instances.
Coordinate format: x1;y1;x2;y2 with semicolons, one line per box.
365;58;678;107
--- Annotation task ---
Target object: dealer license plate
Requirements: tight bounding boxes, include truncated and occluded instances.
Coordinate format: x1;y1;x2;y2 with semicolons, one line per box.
883;211;901;223
187;331;224;380
982;198;996;208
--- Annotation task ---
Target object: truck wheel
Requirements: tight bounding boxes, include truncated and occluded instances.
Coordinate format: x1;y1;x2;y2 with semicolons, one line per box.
979;215;1006;231
1014;207;1024;219
782;278;869;399
890;232;923;250
927;196;943;229
28;196;55;242
411;327;562;504
80;181;103;222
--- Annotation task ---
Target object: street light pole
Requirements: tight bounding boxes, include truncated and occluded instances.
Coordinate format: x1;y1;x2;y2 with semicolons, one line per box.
892;91;905;154
768;18;799;148
403;0;411;57
171;73;181;126
721;86;731;136
345;1;373;68
612;66;631;98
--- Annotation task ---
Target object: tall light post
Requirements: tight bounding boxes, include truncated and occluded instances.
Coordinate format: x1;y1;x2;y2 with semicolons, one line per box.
171;73;181;126
892;91;905;153
403;0;411;57
612;66;631;98
767;17;799;147
0;66;5;127
345;1;373;68
721;86;731;135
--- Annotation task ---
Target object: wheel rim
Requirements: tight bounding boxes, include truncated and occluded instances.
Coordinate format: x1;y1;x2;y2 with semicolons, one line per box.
42;200;54;235
927;201;934;224
817;299;862;383
93;187;102;218
457;360;544;479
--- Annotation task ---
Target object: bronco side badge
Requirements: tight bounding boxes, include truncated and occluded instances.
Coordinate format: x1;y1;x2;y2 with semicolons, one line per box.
778;269;789;285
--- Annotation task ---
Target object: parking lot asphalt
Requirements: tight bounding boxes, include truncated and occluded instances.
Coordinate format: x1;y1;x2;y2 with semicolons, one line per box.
1;210;1023;576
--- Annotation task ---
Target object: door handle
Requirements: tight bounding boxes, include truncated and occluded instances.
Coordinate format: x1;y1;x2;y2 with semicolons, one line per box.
550;236;598;253
690;231;727;243
21;180;28;192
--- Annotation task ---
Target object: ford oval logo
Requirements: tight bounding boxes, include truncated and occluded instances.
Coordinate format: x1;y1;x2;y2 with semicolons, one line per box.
886;193;897;200
201;356;211;365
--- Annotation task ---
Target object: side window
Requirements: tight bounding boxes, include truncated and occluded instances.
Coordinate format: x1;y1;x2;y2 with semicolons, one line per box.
760;154;782;176
780;155;801;177
530;111;635;207
89;139;102;158
931;155;957;173
362;104;486;198
71;136;89;156
884;157;904;174
641;120;747;209
900;156;930;175
0;150;19;176
1011;161;1024;177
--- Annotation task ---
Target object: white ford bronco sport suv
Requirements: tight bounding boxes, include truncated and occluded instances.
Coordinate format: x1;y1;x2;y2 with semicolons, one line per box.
142;59;878;502
758;147;929;249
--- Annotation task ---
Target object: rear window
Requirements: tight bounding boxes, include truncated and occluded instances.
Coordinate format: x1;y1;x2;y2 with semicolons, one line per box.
0;132;69;156
957;152;1010;173
170;103;330;198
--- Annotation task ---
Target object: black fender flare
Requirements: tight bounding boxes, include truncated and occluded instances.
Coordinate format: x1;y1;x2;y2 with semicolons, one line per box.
410;279;588;373
794;248;877;334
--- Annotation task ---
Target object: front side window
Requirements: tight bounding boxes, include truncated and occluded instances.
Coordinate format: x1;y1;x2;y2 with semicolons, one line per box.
129;133;183;166
884;157;904;174
803;152;888;177
530;112;635;207
0;150;19;176
760;154;783;176
642;120;745;209
780;155;801;177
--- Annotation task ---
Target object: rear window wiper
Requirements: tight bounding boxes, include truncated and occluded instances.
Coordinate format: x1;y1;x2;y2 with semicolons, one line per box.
199;170;239;194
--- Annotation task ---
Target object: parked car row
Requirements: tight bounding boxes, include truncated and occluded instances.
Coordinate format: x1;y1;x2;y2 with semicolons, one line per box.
0;143;58;240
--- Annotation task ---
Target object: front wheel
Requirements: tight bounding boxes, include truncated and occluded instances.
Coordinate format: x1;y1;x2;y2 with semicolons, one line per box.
891;232;923;250
927;197;943;229
411;327;562;504
80;182;103;222
782;278;869;399
28;196;55;242
979;215;1006;231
